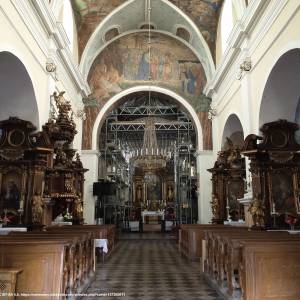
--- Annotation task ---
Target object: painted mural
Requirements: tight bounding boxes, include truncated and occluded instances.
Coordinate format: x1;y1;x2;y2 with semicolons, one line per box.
169;0;223;58
71;0;223;59
83;32;212;150
71;0;125;57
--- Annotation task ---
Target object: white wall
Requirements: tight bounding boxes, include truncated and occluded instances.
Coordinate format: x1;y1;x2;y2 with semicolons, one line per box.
210;0;300;155
0;52;39;127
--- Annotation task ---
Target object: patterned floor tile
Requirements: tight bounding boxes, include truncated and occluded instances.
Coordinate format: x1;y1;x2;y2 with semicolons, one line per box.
83;233;224;299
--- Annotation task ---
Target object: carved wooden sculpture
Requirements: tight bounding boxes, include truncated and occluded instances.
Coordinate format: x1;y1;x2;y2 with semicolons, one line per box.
208;141;246;224
243;119;300;229
0;92;88;228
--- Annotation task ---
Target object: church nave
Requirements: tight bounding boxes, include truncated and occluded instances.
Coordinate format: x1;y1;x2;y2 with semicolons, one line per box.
85;234;223;300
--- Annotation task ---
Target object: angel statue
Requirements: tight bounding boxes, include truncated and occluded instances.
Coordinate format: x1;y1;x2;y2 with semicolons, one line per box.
211;194;220;219
248;197;265;229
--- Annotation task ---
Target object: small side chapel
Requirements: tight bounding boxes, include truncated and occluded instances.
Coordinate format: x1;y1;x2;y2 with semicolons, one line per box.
0;1;300;300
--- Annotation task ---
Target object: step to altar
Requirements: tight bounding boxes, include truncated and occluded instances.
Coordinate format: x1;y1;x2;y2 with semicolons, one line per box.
143;224;162;232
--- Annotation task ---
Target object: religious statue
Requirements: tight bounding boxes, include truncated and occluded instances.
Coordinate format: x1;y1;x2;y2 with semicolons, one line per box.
167;185;174;202
52;91;72;117
248;197;265;229
211;194;220;219
136;185;142;202
31;193;44;224
54;145;67;167
74;197;83;220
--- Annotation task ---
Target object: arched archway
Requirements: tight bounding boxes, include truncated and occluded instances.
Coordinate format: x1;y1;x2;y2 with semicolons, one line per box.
91;86;203;151
79;0;215;81
0;51;39;127
221;113;244;149
82;86;208;224
259;49;300;132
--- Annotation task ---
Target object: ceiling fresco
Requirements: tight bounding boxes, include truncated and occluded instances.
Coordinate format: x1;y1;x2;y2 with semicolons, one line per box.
82;32;212;150
71;0;224;60
168;0;223;58
71;0;126;57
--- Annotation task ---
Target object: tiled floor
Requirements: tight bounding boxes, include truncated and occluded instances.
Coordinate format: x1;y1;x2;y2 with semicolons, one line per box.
84;233;223;300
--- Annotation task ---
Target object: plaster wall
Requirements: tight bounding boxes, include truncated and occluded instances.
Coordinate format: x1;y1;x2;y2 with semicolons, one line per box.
0;1;83;150
212;0;300;156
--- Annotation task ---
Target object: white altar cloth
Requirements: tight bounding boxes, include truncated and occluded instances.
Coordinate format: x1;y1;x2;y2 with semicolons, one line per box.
94;238;109;253
142;210;164;223
0;227;27;235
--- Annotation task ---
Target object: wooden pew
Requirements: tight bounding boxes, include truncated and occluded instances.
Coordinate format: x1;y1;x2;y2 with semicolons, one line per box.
8;231;94;290
0;268;22;300
239;240;300;300
0;239;71;300
204;229;300;300
2;227;97;299
179;224;247;260
47;225;117;256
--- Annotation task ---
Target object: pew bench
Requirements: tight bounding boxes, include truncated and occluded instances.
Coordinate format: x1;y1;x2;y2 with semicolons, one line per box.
203;229;300;300
179;224;245;260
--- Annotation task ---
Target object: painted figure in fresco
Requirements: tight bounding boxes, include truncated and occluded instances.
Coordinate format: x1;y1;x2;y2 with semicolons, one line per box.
137;52;150;80
158;56;165;79
186;69;197;94
163;55;173;81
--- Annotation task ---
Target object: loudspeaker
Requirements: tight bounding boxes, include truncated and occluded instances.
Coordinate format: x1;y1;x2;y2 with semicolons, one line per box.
93;182;102;196
93;182;116;196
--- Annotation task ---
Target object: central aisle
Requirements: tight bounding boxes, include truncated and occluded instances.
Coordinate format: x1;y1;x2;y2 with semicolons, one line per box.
85;233;223;300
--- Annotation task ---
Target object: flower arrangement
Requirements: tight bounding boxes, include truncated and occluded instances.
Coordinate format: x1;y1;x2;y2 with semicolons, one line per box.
285;213;298;230
0;209;14;226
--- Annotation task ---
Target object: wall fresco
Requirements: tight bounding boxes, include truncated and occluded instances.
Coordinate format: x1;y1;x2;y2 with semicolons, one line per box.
169;0;223;58
82;32;212;150
71;0;223;60
71;0;125;57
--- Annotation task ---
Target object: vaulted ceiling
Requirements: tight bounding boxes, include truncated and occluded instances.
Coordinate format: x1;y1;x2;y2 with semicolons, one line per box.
72;0;223;71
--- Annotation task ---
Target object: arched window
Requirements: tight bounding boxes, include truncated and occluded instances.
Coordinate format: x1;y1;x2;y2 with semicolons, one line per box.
176;27;191;42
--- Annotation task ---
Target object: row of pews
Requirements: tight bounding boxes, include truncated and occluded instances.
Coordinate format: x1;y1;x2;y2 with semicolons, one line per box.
179;224;300;300
0;225;116;300
179;224;237;260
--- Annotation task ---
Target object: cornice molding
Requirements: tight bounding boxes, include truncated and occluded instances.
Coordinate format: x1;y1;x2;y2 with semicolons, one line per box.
204;0;288;98
11;0;90;98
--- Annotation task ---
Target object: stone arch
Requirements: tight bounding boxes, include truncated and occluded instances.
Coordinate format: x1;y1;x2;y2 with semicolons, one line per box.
80;0;215;81
258;48;300;136
0;51;39;127
91;86;204;151
221;113;245;149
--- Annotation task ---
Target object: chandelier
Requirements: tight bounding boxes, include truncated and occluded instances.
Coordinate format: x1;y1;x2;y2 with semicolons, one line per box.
131;0;168;172
132;117;168;171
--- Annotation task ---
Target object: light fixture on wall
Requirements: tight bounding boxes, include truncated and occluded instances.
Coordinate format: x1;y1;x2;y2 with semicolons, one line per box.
46;58;57;73
208;105;217;120
237;57;252;80
74;108;87;121
46;58;58;81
